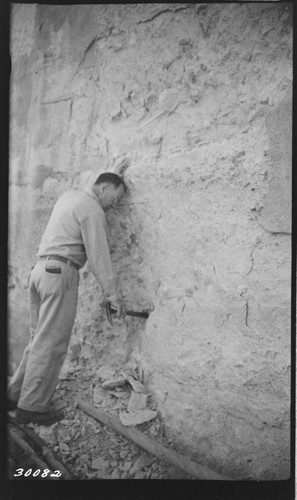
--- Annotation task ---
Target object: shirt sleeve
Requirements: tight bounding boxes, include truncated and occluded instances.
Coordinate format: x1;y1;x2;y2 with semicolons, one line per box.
80;211;119;301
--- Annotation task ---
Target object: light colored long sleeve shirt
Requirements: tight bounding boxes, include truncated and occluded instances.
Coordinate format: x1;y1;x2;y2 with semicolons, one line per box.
37;187;118;301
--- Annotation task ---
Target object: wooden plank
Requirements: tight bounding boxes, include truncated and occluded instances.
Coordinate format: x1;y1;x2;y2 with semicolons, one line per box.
78;399;230;480
8;416;75;479
8;427;57;479
18;425;75;479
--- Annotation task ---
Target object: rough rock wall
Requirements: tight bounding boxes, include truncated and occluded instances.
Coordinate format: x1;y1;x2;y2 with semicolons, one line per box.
9;3;292;479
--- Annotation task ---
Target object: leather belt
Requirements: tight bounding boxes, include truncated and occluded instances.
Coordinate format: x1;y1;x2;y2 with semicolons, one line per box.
39;255;80;271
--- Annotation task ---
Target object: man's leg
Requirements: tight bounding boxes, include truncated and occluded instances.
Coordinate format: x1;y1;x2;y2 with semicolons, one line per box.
17;260;79;413
8;269;41;404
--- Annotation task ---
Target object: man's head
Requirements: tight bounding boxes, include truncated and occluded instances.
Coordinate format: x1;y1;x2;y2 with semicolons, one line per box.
93;172;127;209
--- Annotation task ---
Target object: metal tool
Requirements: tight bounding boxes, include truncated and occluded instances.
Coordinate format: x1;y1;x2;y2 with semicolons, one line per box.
105;301;149;325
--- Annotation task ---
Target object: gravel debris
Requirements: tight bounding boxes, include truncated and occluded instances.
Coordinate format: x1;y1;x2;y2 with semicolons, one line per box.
30;362;192;479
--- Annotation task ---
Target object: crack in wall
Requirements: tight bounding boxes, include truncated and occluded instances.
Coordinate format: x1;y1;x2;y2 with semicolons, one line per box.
74;28;114;74
69;99;73;121
240;289;251;329
245;301;251;329
136;5;193;25
41;97;72;105
76;36;98;69
84;36;98;55
220;313;231;327
247;237;261;275
155;136;164;160
266;230;291;236
136;101;182;132
105;137;110;163
95;26;115;43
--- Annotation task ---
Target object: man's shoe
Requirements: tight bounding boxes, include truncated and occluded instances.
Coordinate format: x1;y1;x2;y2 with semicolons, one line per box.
7;399;18;411
15;407;64;426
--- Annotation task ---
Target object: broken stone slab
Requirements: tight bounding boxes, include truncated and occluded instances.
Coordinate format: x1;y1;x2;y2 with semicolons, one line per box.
95;365;117;381
127;391;148;413
122;373;147;393
112;401;126;411
59;419;71;425
109;450;120;460
37;426;57;444
109;389;130;399
58;371;76;381
89;436;100;448
123;462;132;472
56;427;72;442
95;471;111;479
86;472;98;479
59;363;82;379
111;470;121;479
93;386;106;404
119;409;158;427
101;398;114;408
69;342;81;362
148;422;160;438
119;449;129;459
59;442;70;452
102;376;127;389
134;470;147;479
130;454;154;475
121;359;141;379
53;400;68;411
91;457;110;470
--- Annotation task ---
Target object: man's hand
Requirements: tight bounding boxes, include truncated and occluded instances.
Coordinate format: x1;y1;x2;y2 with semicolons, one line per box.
109;299;126;319
111;154;131;176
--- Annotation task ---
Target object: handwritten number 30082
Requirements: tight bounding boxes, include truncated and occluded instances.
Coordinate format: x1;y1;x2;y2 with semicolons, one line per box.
14;468;62;478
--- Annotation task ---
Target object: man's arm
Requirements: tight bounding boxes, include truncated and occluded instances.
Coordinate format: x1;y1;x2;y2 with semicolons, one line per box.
80;211;119;302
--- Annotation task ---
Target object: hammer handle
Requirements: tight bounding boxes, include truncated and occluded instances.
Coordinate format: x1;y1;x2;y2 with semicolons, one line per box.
126;310;149;318
110;308;149;318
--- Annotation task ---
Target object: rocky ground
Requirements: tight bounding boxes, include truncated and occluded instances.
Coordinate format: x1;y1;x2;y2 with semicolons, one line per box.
20;360;192;480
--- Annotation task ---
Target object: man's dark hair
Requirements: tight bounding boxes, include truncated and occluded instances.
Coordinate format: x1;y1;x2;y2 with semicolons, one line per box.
94;172;127;191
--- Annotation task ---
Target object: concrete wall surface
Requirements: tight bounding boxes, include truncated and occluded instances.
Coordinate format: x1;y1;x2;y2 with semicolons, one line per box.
9;3;292;479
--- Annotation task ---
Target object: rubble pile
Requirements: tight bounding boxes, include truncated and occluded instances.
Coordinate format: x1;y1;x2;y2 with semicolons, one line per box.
27;360;192;480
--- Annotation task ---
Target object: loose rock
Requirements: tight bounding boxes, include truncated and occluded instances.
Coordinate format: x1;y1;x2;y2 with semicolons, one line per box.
119;409;158;426
91;457;109;470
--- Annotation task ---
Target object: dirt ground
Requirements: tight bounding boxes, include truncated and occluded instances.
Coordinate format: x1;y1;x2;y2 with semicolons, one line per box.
19;362;192;480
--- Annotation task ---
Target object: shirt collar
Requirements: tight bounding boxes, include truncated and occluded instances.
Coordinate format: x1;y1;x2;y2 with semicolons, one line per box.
83;186;103;210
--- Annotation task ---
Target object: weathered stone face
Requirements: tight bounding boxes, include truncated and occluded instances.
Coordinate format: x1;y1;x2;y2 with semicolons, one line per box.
9;3;292;479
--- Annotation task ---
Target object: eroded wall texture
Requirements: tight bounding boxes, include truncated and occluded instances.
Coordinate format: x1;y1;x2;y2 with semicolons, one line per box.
9;3;292;480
